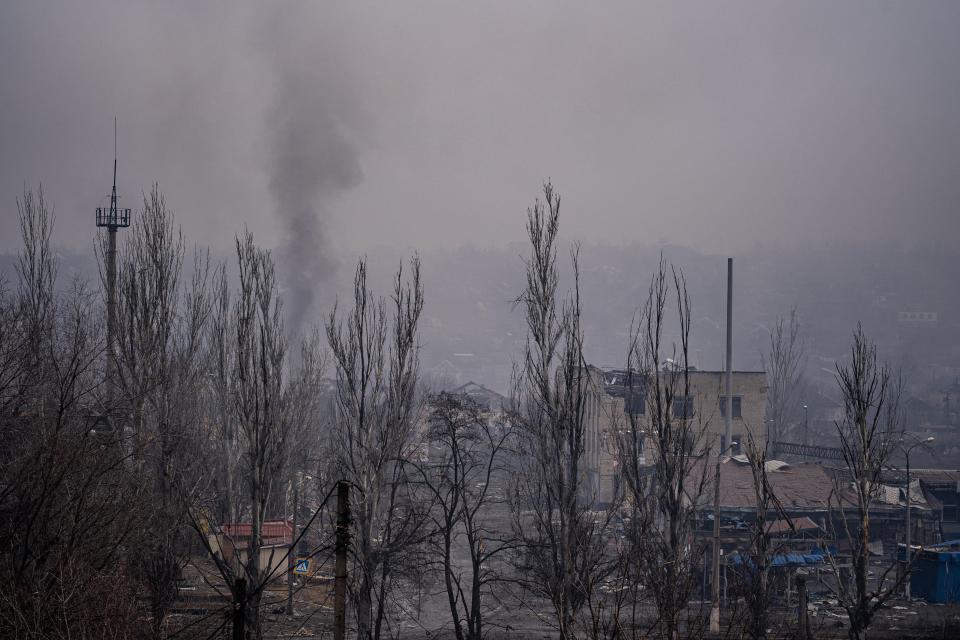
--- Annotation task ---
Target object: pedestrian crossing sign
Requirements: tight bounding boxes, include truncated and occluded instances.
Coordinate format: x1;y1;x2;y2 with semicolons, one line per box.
294;558;310;575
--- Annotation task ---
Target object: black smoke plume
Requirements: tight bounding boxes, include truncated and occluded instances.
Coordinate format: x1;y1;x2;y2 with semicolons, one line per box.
267;52;363;335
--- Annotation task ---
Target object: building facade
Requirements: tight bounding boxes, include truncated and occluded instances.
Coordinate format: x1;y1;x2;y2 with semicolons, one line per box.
582;367;768;505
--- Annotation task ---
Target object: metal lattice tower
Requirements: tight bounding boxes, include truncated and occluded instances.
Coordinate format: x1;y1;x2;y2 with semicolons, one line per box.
96;119;131;411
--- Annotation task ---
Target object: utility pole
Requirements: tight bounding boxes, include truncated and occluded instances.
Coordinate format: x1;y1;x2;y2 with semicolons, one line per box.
710;258;733;633
712;257;734;634
803;404;809;447
334;480;350;640
95;118;131;415
725;257;733;454
906;452;912;599
287;472;301;615
797;575;809;639
232;577;247;640
710;452;722;633
903;436;934;599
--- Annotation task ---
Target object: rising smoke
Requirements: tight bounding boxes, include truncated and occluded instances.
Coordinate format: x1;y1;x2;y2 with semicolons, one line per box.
2;2;959;276
264;8;365;334
268;74;363;333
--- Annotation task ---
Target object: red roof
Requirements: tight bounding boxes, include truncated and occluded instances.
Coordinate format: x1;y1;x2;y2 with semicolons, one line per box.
221;520;292;547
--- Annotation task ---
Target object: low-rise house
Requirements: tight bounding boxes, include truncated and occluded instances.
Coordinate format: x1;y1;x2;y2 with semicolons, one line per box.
884;468;960;541
701;458;946;602
692;458;939;547
208;520;293;581
449;380;507;413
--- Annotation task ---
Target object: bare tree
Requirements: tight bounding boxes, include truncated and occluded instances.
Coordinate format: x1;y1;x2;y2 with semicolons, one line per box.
283;328;328;615
111;185;184;455
232;231;290;636
412;392;513;640
206;261;245;525
0;274;19;416
761;308;805;448
0;188;142;638
614;256;711;640
3;187;322;639
109;185;215;636
12;187;56;409
180;232;323;638
326;256;425;640
827;325;903;640
509;182;616;639
736;432;795;640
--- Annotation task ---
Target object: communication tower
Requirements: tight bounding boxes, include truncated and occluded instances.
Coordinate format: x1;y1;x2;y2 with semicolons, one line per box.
95;119;131;409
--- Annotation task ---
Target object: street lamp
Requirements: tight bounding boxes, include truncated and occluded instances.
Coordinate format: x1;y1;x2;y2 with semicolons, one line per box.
902;434;935;599
765;418;775;455
803;405;809;447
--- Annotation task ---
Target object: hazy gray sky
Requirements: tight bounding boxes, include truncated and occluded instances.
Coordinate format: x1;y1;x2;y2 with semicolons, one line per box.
2;1;959;261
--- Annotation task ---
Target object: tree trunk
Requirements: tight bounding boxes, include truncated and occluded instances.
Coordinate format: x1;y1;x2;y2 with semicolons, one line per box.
248;478;262;638
356;523;372;640
443;526;464;640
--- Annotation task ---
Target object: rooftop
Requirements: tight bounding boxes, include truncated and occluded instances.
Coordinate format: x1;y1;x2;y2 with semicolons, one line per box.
713;460;840;511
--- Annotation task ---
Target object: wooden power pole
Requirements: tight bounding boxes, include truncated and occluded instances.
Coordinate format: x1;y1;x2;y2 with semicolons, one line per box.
287;473;301;615
334;480;350;640
710;454;722;633
232;577;247;640
798;575;810;640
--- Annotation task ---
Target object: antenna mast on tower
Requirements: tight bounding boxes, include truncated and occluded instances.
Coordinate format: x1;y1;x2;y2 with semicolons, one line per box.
96;118;131;412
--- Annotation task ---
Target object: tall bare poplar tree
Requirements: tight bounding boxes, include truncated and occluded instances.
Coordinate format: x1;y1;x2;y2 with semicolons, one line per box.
326;256;424;640
829;325;902;640
615;257;710;640
111;185;214;636
762;308;805;447
206;262;244;525
233;231;288;636
112;186;184;454
510;182;614;639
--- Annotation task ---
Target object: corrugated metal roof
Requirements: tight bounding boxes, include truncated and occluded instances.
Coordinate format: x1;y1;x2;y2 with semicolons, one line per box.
712;461;939;512
714;461;841;510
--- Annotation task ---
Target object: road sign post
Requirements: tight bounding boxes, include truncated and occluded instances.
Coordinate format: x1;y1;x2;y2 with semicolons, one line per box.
294;558;311;575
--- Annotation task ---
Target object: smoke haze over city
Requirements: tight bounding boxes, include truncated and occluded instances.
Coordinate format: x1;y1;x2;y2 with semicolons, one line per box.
2;1;959;260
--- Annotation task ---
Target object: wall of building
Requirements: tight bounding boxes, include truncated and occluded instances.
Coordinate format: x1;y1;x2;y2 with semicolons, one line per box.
208;534;291;582
582;368;767;504
687;371;767;452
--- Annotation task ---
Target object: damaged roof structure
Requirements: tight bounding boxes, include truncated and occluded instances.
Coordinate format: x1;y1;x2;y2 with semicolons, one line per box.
707;457;938;516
